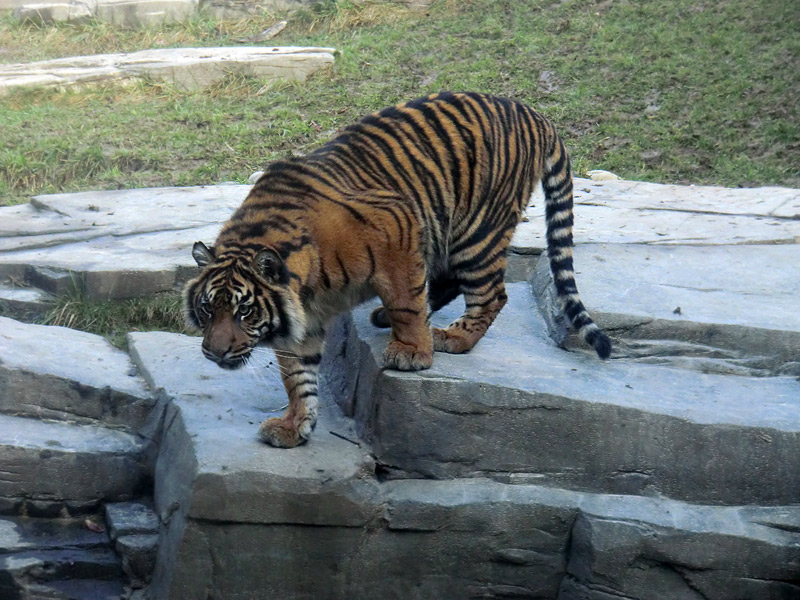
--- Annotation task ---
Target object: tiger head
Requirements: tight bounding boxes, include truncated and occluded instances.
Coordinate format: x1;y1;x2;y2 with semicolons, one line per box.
183;241;306;369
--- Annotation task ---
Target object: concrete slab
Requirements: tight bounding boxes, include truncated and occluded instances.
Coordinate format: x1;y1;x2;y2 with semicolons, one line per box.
532;243;800;370
0;414;148;503
340;283;800;504
0;283;54;319
0;317;154;429
511;178;800;251
126;331;379;526
0;185;249;299
0;46;336;96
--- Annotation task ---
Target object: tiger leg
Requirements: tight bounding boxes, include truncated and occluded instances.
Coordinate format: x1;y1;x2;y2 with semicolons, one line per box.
373;258;433;371
432;269;508;354
370;275;461;328
258;333;323;448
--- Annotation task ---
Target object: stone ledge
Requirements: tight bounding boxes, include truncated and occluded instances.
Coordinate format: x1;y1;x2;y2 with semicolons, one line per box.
124;325;800;598
0;316;154;429
342;282;800;505
0;413;149;503
0;46;336;96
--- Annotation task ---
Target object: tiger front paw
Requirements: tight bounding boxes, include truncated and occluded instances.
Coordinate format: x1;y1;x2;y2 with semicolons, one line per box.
258;416;314;448
382;339;433;371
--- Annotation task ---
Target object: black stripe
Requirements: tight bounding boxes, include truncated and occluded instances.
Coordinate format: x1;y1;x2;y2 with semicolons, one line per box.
366;246;376;280
335;253;350;286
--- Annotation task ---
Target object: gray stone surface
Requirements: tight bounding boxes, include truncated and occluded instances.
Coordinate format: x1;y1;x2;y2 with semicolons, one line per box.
0;413;148;503
2;177;797;303
122;327;800;599
0;514;127;599
126;330;381;599
341;283;800;505
0;282;54;319
512;178;800;250
0;317;153;429
0;184;249;300
533;243;800;370
11;0;196;26
116;533;158;586
2;174;799;598
0;46;336;96
105;501;159;540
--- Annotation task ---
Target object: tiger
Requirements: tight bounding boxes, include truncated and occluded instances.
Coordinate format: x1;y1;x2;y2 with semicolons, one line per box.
184;92;611;448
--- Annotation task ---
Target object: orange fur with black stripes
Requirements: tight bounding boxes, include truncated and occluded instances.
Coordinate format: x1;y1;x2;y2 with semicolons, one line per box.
184;92;611;448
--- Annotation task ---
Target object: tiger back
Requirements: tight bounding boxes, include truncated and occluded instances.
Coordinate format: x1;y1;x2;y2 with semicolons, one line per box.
184;92;611;448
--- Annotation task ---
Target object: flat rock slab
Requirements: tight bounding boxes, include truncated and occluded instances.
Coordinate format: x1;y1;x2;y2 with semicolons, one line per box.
0;184;250;299
17;0;197;28
341;282;800;505
0;46;336;96
126;330;378;526
0;316;153;428
512;178;800;250
0;413;148;503
2;179;798;301
532;243;800;371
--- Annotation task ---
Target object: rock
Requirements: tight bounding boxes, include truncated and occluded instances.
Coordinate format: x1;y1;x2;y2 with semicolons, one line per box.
13;0;94;24
0;282;54;320
124;322;800;598
512;178;800;251
343;283;800;505
94;0;198;28
531;244;800;369
117;534;158;585
586;169;621;181
0;46;336;96
14;0;197;27
0;317;153;429
105;502;159;540
0;185;250;300
0;414;148;503
0;514;126;600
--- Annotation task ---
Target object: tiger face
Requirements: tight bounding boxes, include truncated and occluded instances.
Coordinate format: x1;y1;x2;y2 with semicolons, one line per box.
184;241;307;369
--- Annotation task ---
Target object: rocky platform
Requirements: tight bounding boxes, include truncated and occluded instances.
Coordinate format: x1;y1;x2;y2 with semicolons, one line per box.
0;178;799;598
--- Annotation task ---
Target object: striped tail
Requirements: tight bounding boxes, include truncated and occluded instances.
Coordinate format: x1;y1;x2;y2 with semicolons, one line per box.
542;138;611;359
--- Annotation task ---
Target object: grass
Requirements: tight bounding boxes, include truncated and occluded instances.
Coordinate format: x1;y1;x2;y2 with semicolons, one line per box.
41;291;190;348
0;0;798;335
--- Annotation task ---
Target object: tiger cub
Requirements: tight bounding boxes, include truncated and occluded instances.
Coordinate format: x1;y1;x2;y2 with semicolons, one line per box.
184;92;611;448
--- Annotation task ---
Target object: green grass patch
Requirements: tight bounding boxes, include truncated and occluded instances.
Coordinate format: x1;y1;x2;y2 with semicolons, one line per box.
41;291;190;348
1;0;798;207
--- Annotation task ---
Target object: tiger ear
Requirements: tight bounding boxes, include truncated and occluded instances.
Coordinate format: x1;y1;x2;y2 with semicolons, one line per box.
254;248;288;283
192;241;215;267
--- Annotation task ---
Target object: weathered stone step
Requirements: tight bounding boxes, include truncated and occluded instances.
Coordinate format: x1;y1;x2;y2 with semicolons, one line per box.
0;414;149;506
332;282;800;505
122;331;800;598
0;514;124;600
24;579;125;600
0;282;54;320
0;317;155;431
